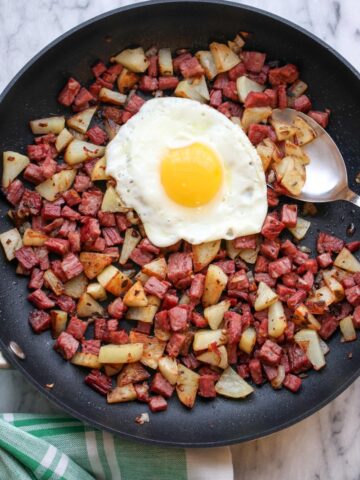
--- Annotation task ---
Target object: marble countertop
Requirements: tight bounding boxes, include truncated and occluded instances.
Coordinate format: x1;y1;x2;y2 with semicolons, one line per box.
1;0;360;478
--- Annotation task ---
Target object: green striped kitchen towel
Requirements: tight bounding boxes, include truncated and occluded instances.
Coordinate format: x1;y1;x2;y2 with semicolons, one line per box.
0;414;233;480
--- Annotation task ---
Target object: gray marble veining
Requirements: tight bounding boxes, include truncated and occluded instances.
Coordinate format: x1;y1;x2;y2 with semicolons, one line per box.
0;1;360;479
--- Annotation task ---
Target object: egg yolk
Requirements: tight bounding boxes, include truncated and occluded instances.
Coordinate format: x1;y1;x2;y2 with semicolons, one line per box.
160;142;223;208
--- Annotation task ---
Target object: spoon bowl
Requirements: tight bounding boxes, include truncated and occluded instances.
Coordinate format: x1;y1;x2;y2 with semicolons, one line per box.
271;108;360;207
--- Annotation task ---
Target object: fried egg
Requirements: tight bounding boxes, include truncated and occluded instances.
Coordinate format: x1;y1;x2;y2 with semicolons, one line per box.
106;97;267;247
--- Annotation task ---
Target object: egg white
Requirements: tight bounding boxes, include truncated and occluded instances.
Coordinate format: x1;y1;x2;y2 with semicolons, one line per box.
106;97;267;247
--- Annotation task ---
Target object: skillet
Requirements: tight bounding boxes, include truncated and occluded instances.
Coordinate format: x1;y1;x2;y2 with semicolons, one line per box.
0;0;360;447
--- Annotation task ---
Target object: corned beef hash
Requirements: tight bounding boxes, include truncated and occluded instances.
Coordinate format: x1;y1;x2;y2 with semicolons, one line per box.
1;33;359;414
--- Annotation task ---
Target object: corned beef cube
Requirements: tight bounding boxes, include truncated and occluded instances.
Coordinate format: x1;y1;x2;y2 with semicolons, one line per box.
277;84;287;109
45;238;69;255
80;218;100;245
244;91;272;108
35;247;50;270
54;294;76;313
191;312;208;328
179;56;204;78
243;51;266;73
43;218;63;234
281;204;298;227
161;291;178;310
158;76;179;90
308;110;330;129
148;55;158;77
134;382;150;402
167;252;192;288
254;272;276;288
139;75;159;92
41;157;57;179
317;253;333;268
19;189;42;216
130;248;154;266
82;339;101;355
287;290;307;310
283;374;302;392
294;95;312;113
224;311;243;344
189;274;205;300
255;255;269;273
115;213;131;232
108;330;129;344
149;395;167;412
234;234;257;250
228;62;246;80
78;191;103;216
66;316;87;340
209;89;222;107
74;87;94;107
287;344;311;373
98;211;116;227
63;189;81;207
261;215;285;240
345;285;360;306
214;260;235;275
263;364;278;382
135;321;152;334
85;369;112;395
268;257;292;279
139;238;160;255
87;126;108;145
61;253;83;280
222;80;238;101
259;340;282;366
61;205;81;221
29;268;44;290
15;247;39;269
58;77;81;106
249;359;263;385
268;64;299;86
144;276;170;299
125;94;145;114
94;318;107;340
23;163;44;184
6;179;24;206
198;375;216;398
102;227;123;246
107;298;126;319
92;61;107;77
29;310;51;333
87;237;106;252
28;289;55;309
151;372;174;398
248;124;275;145
166;333;186;357
317;232;344;254
319;315;338;340
168;306;188;332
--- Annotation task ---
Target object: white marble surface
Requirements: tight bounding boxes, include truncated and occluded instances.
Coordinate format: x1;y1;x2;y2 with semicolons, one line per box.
1;0;360;479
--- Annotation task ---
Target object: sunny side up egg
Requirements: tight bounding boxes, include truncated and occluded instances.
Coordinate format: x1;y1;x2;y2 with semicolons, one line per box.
106;97;268;247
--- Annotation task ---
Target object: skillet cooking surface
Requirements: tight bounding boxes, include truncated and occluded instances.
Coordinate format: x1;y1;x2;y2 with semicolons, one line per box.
0;0;360;447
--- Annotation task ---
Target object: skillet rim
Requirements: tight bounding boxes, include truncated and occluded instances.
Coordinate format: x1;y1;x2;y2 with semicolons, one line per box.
1;0;360;447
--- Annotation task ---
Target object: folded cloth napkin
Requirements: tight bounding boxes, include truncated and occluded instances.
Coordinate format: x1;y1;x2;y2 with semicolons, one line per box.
0;414;233;480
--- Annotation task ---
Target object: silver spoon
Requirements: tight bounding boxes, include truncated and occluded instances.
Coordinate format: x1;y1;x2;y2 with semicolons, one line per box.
271;108;360;207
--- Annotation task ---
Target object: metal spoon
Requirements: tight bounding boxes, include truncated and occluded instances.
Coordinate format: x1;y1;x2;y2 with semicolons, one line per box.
271;108;360;207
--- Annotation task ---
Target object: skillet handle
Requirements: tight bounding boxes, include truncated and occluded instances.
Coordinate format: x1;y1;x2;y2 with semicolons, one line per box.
340;188;360;208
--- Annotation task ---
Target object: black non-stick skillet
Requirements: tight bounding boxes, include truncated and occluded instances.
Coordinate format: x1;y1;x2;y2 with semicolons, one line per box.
0;0;360;447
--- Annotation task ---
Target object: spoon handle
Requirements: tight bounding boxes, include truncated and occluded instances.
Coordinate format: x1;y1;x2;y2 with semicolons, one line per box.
341;188;360;208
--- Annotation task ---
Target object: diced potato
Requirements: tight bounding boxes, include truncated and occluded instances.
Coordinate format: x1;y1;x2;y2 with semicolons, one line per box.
288;217;311;240
64;272;88;299
29;115;65;135
35;169;76;202
79;252;113;280
129;331;166;369
311;286;336;306
97;265;132;297
119;227;141;264
334;248;360;273
158;356;179;385
126;210;141;225
55;128;73;153
107;384;137;403
154;325;171;342
215;367;254;399
126;304;158;323
239;327;257;354
254;281;278;311
339;315;357;342
67;107;97;134
117;362;150;386
209;42;240;73
104;363;124;377
197;345;228;370
270;120;298;141
193;329;227;352
293;304;321;330
294;329;326;370
76;292;105;317
271;364;286;390
101;185;129;213
179;293;190;305
202;264;228;307
294;116;316;146
158;48;173;76
43;269;64;296
91;157;111;181
195;50;218;80
175;77;209;103
142;257;167;280
228;34;245;54
204;300;231;330
257;141;273;172
241;106;272;132
2;151;30;188
225;239;241;260
71;352;101;369
236;76;265;103
176;364;200;408
135;271;150;284
323;271;345;302
268;301;287;338
99;87;127;105
50;310;68;338
280;158;306;196
22;228;47;247
123;280;148;307
287;79;308;98
192;240;221;272
64;140;105;165
239;245;259;265
99;343;143;364
112;47;149;73
284;140;310;165
117;68;140;93
86;282;107;301
0;228;22;261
